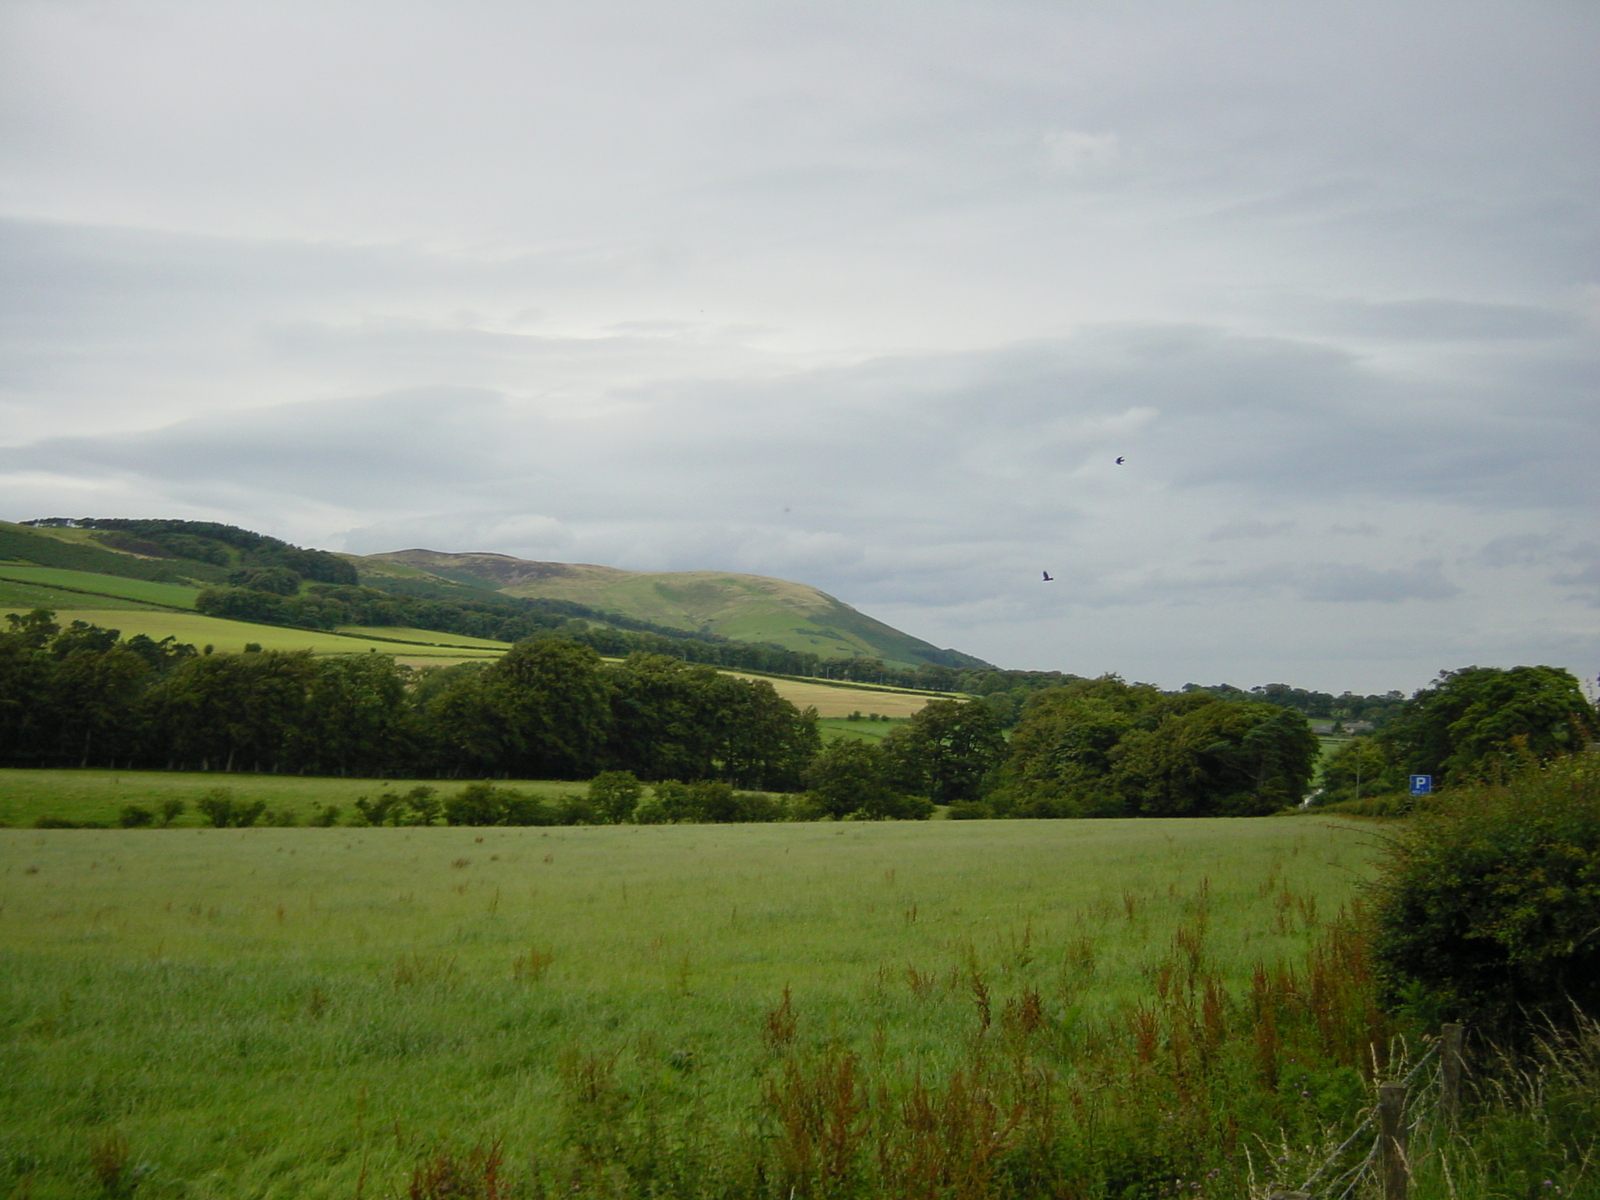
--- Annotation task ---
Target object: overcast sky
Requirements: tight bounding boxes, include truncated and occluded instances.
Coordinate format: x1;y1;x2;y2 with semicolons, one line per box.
2;1;1597;694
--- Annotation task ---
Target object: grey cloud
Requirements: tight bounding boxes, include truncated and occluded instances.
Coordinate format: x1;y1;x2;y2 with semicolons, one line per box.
1090;560;1461;607
1325;523;1380;537
3;321;1594;577
0;387;518;508
1315;298;1580;341
1295;561;1460;604
1551;543;1600;606
1477;533;1558;568
1209;520;1296;541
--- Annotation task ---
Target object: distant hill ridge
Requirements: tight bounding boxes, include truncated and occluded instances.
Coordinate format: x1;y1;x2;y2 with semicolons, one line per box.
5;519;990;671
360;548;989;670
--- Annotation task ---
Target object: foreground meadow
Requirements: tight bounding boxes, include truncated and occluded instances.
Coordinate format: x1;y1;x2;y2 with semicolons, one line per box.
0;815;1378;1198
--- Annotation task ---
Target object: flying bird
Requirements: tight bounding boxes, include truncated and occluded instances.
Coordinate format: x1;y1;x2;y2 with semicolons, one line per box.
1115;456;1125;464
1042;571;1054;582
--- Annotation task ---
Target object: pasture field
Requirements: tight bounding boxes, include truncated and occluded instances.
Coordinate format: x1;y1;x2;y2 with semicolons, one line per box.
0;814;1379;1198
0;567;202;610
817;716;909;744
0;770;589;829
0;576;160;612
339;626;513;651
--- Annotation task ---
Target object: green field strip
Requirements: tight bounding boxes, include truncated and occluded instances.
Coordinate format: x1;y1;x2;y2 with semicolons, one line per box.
0;768;584;828
0;564;202;609
0;577;163;612
338;624;513;650
38;608;497;658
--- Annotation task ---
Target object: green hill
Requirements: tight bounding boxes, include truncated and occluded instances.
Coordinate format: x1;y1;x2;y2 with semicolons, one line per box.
357;550;988;670
1;519;990;671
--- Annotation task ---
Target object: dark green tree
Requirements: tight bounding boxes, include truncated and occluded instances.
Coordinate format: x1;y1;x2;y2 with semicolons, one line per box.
4;609;61;649
0;619;54;763
226;565;302;595
45;644;151;767
996;676;1163;816
1315;736;1403;806
1109;697;1320;817
881;699;1006;805
430;639;611;779
299;654;412;776
147;650;316;772
803;739;930;820
1380;665;1594;786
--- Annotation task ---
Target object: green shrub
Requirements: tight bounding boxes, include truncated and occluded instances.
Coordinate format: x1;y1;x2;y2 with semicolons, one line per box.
945;800;992;820
195;788;267;828
354;786;440;826
1370;754;1600;1043
587;770;643;823
117;804;155;828
441;782;556;826
1315;790;1412;818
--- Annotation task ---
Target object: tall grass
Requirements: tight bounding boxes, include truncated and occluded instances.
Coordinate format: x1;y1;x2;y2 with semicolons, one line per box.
6;815;1589;1198
0;818;1370;1197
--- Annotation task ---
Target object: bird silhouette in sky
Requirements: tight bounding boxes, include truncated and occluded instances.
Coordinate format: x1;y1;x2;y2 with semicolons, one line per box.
1042;571;1054;582
1115;456;1125;464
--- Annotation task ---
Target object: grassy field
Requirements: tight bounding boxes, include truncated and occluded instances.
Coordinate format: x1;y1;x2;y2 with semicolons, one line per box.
0;567;202;610
818;716;909;744
0;770;589;829
0;576;165;612
0;803;1379;1198
340;626;513;651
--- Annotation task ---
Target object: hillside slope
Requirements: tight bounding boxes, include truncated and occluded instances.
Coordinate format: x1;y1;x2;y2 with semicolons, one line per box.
359;549;986;670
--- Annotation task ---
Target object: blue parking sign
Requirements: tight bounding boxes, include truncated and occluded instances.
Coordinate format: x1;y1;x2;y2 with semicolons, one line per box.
1409;774;1433;796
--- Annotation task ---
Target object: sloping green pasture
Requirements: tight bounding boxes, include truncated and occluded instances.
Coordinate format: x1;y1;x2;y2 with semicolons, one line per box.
0;566;202;609
0;576;162;612
0;816;1376;1198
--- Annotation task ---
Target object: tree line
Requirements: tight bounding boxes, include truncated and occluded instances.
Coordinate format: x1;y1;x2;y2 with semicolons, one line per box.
0;608;1326;819
0;611;818;791
807;676;1326;820
25;516;357;585
6;607;1591;822
1313;664;1594;805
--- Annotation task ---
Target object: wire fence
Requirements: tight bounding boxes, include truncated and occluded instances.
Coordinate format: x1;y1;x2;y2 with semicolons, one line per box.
1272;1024;1464;1200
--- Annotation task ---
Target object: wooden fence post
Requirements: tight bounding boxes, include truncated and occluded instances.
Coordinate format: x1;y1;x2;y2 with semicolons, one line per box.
1378;1083;1410;1200
1439;1023;1464;1129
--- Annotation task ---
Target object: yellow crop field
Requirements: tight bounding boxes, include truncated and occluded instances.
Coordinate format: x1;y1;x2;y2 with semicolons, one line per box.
727;673;947;717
